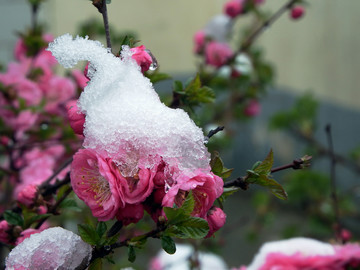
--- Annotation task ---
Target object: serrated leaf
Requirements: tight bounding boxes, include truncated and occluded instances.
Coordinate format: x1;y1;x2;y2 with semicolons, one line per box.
163;207;187;225
59;198;78;209
218;187;240;203
221;168;234;179
146;72;171;84
173;80;184;94
4;210;24;226
210;151;224;176
181;191;194;215
88;258;102;270
254;149;274;175
253;175;287;200
161;235;176;254
78;224;100;245
128;246;136;263
96;222;107;239
172;217;209;239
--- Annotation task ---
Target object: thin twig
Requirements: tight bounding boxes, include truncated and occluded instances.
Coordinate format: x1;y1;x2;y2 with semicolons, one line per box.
40;157;73;187
239;0;298;52
206;126;225;140
101;0;112;50
325;124;341;242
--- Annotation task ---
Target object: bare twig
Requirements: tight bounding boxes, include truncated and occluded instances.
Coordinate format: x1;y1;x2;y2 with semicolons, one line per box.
206;126;225;140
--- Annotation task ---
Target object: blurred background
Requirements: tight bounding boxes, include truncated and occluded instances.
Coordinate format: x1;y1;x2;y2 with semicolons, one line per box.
1;0;360;268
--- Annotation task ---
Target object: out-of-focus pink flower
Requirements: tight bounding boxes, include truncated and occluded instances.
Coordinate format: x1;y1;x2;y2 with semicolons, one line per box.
163;170;223;218
194;30;206;54
254;0;265;5
3;110;38;139
244;99;261;117
16;184;38;207
130;45;153;73
71;70;89;89
37;205;47;215
205;41;233;68
71;149;124;221
15;223;49;245
0;220;12;245
66;99;85;135
206;206;226;238
291;6;305;20
224;0;243;18
42;76;76;114
340;229;352;243
116;203;144;226
14;38;27;61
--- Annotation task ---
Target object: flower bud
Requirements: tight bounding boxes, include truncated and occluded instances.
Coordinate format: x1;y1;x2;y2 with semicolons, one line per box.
290;6;305;20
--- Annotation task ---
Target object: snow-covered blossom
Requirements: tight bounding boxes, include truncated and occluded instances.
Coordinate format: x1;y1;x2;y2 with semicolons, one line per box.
130;45;153;73
6;227;92;270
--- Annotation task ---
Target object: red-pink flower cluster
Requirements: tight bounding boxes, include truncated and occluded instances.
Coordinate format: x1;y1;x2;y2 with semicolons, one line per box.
70;148;225;236
0;34;87;212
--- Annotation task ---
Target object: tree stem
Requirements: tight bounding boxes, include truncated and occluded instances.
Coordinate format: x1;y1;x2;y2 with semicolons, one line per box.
101;0;112;51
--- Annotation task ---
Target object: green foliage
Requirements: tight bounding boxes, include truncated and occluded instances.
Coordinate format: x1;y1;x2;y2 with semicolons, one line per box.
218;187;240;205
163;192;209;239
4;210;24;227
269;93;318;135
145;71;172;85
246;150;288;200
127;246;136;263
173;74;215;109
88;258;103;270
210;151;234;179
78;224;100;246
161;235;176;254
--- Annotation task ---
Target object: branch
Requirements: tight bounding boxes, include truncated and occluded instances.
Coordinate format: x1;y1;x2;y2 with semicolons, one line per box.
239;0;298;52
224;155;312;189
93;0;112;51
206;126;225;140
325;124;341;242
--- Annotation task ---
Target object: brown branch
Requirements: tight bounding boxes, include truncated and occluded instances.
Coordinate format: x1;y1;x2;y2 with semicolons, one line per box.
93;0;112;51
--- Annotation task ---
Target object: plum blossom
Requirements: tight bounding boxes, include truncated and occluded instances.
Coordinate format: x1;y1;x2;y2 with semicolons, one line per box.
244;99;261;117
0;220;12;245
66;99;85;135
205;41;233;68
116;203;144;226
16;184;38;207
243;237;360;270
224;0;243;18
194;30;206;54
130;45;153;73
206;206;226;238
71;148;124;221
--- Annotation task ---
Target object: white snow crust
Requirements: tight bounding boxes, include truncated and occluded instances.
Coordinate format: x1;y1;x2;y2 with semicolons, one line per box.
48;34;210;175
5;227;92;270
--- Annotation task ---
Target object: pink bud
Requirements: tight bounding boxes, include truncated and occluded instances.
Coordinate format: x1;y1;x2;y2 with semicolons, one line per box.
206;207;226;238
205;41;233;68
193;30;206;54
65;99;85;135
244;99;261;117
224;0;243;18
0;220;12;244
17;184;38;207
130;45;153;73
341;229;352;243
291;6;305;20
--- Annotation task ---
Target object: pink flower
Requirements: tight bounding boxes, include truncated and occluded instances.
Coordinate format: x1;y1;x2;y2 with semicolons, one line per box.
205;41;233;68
16;184;38;207
194;30;206;54
163;170;223;218
224;0;243;18
42;76;76;114
15;222;49;245
116;203;144;226
71;149;124;221
2;110;38;139
71;69;89;89
254;0;265;5
66;99;85;135
206;207;226;238
14;38;27;61
244;99;261;117
0;220;12;245
115;162;158;205
290;6;305;20
130;45;153;73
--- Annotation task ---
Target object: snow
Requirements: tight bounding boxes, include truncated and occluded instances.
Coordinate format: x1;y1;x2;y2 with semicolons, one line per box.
5;227;92;270
48;34;210;176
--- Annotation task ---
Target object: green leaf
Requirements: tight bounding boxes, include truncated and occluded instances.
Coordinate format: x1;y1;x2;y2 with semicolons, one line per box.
96;222;107;239
161;235;176;254
88;258;102;270
163;207;188;225
181;191;195;215
253;149;273;175
253;175;287;200
169;217;209;239
210;151;224;176
128;246;136;263
146;72;172;84
173;80;184;94
78;224;100;245
4;210;24;226
59;198;80;210
218;186;240;203
220;168;234;179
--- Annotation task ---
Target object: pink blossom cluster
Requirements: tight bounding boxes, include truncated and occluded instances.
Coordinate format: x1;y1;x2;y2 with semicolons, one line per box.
0;34;87;245
70;148;225;237
236;237;360;270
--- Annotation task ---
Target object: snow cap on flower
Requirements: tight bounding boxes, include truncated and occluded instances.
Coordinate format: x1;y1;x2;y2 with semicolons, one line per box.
130;45;153;73
204;15;233;43
5;227;92;270
48;34;210;175
246;237;336;270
